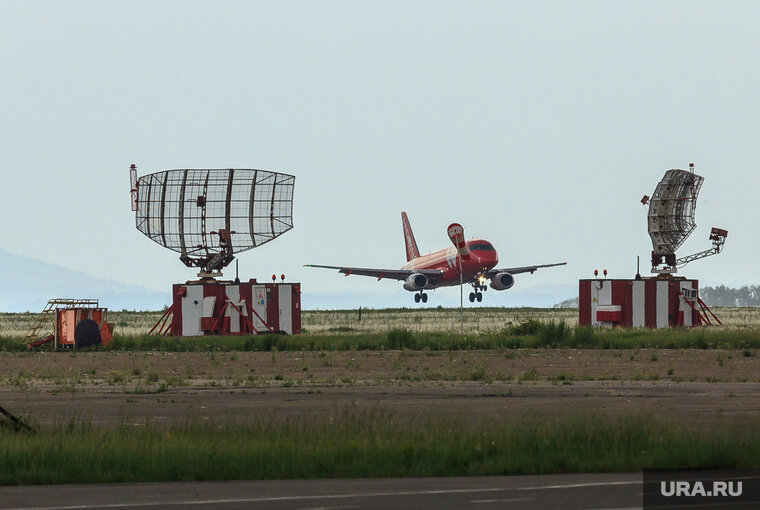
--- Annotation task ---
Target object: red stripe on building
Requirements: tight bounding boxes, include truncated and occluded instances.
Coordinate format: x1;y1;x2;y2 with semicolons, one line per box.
667;281;680;327
610;280;633;327
643;280;656;328
267;285;279;332
578;280;591;326
170;284;185;336
291;286;302;335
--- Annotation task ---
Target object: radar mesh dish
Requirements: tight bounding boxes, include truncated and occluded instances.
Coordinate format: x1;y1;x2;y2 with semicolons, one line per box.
135;169;294;271
647;169;703;255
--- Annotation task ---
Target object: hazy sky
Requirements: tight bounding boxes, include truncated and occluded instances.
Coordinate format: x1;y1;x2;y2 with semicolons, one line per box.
1;1;758;307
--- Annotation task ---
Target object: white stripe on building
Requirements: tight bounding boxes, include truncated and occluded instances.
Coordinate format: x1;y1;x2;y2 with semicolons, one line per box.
225;285;241;333
591;281;612;327
679;281;693;327
279;285;292;334
252;285;268;332
656;281;669;328
632;280;645;328
181;285;204;336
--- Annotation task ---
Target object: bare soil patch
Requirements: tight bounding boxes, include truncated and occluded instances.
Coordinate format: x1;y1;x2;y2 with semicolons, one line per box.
1;349;759;427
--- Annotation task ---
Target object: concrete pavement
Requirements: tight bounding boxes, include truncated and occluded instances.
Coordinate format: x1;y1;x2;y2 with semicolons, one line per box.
0;473;642;510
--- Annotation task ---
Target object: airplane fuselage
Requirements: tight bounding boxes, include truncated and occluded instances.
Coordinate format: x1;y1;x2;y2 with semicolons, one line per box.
306;212;566;304
401;238;499;289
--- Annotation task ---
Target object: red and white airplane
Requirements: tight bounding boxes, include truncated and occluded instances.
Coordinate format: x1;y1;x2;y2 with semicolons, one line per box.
307;212;567;303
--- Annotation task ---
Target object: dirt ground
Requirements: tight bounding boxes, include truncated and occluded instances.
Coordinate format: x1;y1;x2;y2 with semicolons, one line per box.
1;349;759;427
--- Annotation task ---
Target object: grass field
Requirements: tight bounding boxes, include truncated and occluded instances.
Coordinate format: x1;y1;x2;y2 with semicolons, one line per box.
2;307;760;339
2;411;759;485
2;307;760;485
1;307;760;353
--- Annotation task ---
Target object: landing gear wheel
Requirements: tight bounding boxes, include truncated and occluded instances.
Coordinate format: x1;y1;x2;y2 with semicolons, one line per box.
476;292;483;302
414;294;421;303
421;293;428;303
469;292;476;303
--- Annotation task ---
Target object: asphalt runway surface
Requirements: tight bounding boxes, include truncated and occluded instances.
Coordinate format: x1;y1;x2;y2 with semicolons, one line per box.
0;473;642;510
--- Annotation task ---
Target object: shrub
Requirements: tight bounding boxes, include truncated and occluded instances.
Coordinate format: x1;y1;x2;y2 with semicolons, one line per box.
538;320;571;347
387;329;415;349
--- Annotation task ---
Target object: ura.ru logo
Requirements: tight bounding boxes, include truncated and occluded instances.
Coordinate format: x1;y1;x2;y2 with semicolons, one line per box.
661;481;742;497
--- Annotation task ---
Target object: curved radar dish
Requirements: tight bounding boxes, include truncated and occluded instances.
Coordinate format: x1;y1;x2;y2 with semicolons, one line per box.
642;164;727;274
130;166;294;276
647;168;704;258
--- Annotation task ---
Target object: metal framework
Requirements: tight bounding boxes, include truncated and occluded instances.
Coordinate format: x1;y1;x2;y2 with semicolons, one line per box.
25;299;101;349
646;168;703;257
680;288;723;326
133;168;295;274
642;164;726;274
25;299;100;344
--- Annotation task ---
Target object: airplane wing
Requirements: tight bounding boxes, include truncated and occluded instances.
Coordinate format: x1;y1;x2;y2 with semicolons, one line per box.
486;262;567;276
305;264;444;281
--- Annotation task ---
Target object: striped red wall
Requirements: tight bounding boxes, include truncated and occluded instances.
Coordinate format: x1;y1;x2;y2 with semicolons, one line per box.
170;281;301;336
579;278;698;329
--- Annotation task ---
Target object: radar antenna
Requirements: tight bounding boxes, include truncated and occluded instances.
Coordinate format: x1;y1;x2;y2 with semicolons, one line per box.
130;166;295;277
641;163;727;274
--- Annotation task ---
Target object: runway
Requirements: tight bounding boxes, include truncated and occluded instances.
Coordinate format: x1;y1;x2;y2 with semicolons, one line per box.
0;473;642;510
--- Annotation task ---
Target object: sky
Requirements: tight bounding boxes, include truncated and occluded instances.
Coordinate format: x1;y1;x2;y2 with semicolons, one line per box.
1;1;758;309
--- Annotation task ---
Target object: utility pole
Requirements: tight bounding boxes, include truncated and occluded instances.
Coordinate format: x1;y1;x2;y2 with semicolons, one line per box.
459;253;463;335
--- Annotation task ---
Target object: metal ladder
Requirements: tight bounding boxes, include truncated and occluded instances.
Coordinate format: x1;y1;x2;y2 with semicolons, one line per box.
24;298;99;344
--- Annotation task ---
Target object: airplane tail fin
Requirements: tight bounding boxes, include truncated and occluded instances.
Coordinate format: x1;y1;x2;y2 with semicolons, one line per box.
401;211;420;262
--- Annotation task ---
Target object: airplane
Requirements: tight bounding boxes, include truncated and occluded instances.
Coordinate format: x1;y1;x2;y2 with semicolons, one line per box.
306;212;567;303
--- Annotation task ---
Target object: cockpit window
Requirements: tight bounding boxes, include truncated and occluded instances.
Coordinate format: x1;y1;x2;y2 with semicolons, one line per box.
470;243;494;251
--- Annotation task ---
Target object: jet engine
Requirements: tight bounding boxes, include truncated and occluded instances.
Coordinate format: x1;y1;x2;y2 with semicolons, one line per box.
403;273;428;291
489;272;514;290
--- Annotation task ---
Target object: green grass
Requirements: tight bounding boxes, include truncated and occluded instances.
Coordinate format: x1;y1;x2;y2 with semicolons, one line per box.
1;411;759;485
4;319;760;352
109;323;760;351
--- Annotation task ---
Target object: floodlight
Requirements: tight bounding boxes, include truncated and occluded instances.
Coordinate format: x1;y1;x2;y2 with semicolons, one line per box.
131;167;295;275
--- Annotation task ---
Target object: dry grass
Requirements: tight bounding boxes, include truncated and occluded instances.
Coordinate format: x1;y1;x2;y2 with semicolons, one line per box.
2;307;760;339
302;307;579;334
0;311;165;339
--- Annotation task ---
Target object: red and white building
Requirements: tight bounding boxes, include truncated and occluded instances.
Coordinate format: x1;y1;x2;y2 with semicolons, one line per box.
579;278;702;328
166;280;301;336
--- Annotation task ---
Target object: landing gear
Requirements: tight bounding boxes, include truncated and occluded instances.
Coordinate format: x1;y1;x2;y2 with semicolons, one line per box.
414;292;428;303
469;281;486;303
468;291;483;303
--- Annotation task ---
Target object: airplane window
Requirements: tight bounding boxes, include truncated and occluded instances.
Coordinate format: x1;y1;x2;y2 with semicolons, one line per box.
470;243;494;251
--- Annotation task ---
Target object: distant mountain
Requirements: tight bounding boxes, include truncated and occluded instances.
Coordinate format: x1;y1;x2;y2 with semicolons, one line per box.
0;250;169;312
0;249;576;312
